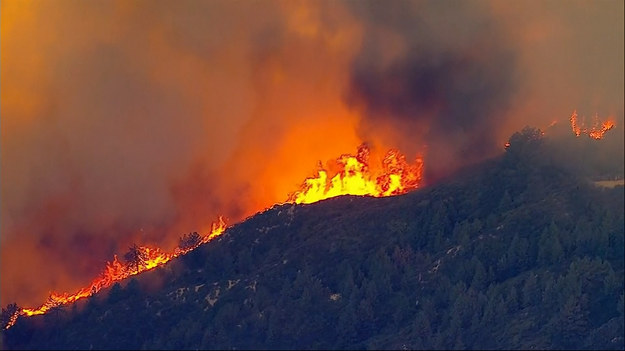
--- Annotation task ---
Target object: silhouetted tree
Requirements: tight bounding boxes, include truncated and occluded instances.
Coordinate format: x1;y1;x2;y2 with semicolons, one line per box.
505;126;544;159
179;232;202;251
124;244;146;274
44;305;67;327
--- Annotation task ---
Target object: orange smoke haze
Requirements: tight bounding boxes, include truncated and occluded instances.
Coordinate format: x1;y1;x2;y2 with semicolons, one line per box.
1;0;623;308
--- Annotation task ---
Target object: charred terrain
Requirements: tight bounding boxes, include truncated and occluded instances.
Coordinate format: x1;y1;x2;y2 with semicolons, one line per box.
2;127;624;350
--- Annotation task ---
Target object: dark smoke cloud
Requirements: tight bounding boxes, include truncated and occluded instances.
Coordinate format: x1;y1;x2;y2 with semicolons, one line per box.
346;0;518;180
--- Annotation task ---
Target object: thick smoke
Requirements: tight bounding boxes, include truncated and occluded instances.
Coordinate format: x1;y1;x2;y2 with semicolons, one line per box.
346;0;624;180
346;1;518;180
1;0;623;307
1;0;364;307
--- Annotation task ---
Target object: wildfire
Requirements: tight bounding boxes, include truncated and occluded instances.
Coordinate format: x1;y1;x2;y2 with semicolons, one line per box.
2;217;226;329
570;110;616;139
288;144;423;204
2;144;425;331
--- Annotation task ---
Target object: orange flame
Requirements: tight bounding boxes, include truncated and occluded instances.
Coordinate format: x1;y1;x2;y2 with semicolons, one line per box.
570;110;615;139
4;217;226;329
288;144;423;204
3;144;424;330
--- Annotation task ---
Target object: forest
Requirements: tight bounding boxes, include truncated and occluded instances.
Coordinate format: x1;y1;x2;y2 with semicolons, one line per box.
2;127;624;350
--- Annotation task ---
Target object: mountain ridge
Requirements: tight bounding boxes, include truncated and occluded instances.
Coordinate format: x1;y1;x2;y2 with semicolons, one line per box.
3;127;624;350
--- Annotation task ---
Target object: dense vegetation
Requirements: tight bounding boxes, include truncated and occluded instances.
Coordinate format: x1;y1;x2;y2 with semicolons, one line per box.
3;127;624;350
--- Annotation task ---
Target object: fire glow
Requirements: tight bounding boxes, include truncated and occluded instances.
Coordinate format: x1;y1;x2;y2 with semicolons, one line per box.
2;145;423;330
570;110;616;139
288;144;423;204
3;218;226;329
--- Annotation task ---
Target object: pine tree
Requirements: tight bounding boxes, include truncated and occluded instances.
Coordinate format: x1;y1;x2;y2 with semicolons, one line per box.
124;244;146;274
470;258;487;291
521;273;539;308
553;293;590;348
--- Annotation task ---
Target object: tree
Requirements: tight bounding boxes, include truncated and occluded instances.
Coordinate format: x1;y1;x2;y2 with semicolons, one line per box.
178;232;202;251
107;282;124;303
552;293;590;348
499;190;513;211
505;126;544;160
505;286;519;313
1;303;20;330
618;293;624;332
339;262;355;296
538;225;563;265
471;259;487;291
521;274;539;308
124;244;146;274
44;305;67;327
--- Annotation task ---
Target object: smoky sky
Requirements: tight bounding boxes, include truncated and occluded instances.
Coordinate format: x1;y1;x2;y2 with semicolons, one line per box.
347;1;518;179
1;0;623;307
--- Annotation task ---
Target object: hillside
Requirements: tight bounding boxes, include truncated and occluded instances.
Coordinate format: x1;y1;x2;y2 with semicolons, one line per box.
2;127;624;350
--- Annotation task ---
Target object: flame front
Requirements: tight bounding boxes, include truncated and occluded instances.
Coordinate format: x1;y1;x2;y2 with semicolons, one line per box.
288;144;423;204
3;144;424;330
570;110;616;139
3;217;226;329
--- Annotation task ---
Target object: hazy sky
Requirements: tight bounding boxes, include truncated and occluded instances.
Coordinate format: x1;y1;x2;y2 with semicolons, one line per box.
1;0;623;307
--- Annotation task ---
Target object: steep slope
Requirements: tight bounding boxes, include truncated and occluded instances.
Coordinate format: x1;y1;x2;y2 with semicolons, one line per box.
3;128;624;350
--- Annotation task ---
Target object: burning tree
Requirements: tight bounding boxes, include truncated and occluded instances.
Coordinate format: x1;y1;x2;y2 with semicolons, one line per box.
124;244;147;274
178;232;202;251
287;144;423;204
1;303;20;330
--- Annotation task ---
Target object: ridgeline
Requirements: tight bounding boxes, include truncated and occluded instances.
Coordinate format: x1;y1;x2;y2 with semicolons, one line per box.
3;127;624;350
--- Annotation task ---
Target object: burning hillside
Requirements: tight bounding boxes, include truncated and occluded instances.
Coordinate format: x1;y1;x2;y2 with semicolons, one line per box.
2;0;622;334
3;129;623;350
2;218;226;329
2;144;424;330
5;111;619;330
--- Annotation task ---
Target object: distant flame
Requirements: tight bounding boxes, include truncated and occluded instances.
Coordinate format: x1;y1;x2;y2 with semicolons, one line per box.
570;110;615;139
288;144;423;204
